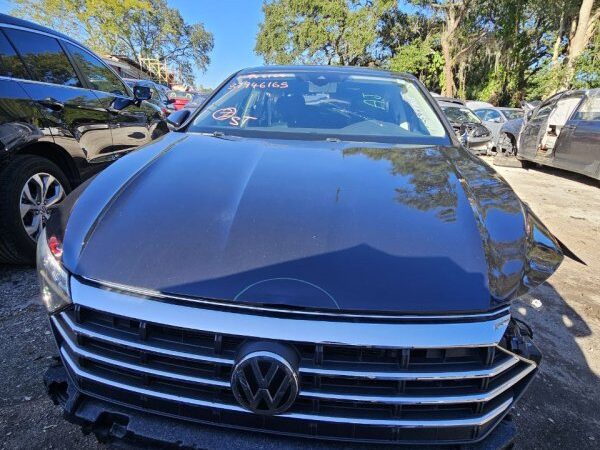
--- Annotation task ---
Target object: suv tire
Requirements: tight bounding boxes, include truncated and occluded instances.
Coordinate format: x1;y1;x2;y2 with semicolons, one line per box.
0;155;71;264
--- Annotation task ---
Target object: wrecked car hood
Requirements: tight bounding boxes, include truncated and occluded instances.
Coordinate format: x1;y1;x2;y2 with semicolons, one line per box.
59;133;562;314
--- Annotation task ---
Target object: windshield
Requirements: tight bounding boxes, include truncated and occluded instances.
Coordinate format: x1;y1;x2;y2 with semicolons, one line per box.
441;106;481;124
187;71;449;144
501;109;524;120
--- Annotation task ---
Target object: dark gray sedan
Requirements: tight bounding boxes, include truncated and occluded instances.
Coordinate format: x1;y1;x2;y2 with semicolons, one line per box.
518;89;600;180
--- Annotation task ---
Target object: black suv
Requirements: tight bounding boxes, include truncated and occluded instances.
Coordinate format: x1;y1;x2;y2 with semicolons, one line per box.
0;14;169;263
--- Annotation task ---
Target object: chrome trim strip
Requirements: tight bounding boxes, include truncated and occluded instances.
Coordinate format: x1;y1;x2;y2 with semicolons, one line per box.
83;276;510;321
62;349;245;411
299;354;520;380
61;349;513;428
300;363;535;404
53;316;230;388
287;398;513;427
58;313;234;365
70;278;511;348
0;75;93;92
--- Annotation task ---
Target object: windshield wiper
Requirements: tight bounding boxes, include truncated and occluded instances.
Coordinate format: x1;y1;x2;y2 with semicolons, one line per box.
201;131;231;140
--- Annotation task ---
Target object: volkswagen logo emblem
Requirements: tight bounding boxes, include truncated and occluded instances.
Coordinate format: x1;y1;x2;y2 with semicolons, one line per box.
231;350;299;415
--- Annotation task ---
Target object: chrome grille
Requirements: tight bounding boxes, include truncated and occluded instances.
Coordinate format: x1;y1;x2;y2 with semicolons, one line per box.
50;279;538;445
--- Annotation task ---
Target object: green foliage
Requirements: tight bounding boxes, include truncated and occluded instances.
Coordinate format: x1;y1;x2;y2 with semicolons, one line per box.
572;30;600;88
388;35;443;91
11;0;214;85
256;0;600;105
255;0;396;65
527;66;570;100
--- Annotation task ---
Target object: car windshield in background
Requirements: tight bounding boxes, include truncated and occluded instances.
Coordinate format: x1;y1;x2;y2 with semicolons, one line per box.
188;71;449;144
168;90;194;100
442;105;481;124
502;109;524;120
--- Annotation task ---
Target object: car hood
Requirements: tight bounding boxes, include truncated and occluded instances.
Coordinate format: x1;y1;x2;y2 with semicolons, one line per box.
501;118;524;135
59;132;562;314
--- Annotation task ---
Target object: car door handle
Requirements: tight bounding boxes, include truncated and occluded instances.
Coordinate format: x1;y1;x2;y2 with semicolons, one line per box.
38;98;64;111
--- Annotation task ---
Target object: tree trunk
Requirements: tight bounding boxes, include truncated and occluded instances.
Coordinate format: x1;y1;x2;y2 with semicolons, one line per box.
563;0;597;87
457;60;466;99
440;8;458;97
552;9;565;65
569;0;596;61
441;41;455;96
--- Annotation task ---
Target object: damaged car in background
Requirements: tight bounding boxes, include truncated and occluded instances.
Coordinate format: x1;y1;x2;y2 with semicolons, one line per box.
518;89;600;180
40;66;564;448
437;97;493;155
470;104;525;155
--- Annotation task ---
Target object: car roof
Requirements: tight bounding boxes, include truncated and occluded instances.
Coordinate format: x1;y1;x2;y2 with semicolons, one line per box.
435;96;465;106
0;13;87;50
238;65;417;81
438;101;468;108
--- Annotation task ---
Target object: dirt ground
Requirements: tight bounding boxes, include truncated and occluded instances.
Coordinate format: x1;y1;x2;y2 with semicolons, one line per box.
0;159;598;450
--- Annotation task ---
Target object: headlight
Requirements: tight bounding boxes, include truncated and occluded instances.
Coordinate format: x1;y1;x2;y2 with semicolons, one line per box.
37;227;71;313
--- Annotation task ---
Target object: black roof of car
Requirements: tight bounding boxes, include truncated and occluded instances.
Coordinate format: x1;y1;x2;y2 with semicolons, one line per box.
0;13;87;49
438;101;469;109
435;96;466;106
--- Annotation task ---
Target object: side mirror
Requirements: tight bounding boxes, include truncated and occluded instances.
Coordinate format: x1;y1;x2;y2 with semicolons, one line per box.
166;109;191;128
133;85;152;102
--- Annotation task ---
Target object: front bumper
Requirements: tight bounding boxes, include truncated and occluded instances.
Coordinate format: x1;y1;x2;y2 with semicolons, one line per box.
45;364;518;449
467;138;493;155
45;277;540;447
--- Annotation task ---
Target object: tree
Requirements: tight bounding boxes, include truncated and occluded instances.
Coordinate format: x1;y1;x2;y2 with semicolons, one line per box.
563;0;600;87
380;10;444;90
11;0;214;85
409;1;488;97
254;0;600;103
255;0;396;66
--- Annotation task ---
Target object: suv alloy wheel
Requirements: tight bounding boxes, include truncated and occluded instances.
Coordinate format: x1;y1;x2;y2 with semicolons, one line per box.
0;155;70;264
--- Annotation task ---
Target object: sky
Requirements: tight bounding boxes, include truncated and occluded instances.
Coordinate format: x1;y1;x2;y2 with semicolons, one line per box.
0;0;266;88
169;0;264;88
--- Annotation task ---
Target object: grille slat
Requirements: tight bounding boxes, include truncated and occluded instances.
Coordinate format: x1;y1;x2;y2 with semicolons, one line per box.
54;315;230;388
299;362;534;404
298;354;520;380
61;313;234;366
52;286;538;445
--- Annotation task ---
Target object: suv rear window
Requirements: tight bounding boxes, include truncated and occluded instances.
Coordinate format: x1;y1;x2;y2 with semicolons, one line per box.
0;30;30;79
4;29;81;87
